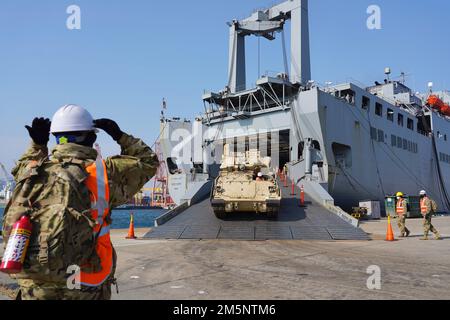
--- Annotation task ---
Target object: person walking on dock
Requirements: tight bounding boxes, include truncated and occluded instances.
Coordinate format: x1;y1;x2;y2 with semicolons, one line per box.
283;164;288;179
395;192;410;238
2;105;159;300
419;190;441;240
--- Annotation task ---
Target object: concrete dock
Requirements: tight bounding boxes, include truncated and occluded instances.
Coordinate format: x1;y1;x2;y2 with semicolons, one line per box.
1;217;449;300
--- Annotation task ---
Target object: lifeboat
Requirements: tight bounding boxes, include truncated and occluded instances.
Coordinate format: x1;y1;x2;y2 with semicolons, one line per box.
427;95;450;117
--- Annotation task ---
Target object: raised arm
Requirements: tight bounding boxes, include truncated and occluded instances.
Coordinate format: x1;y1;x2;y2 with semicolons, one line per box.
94;119;159;208
11;118;51;181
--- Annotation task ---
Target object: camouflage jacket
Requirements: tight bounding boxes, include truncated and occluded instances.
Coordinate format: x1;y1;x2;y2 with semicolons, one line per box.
421;197;434;216
421;197;433;215
12;133;159;209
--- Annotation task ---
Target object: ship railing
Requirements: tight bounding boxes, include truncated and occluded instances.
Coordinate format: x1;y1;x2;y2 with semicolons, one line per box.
204;83;294;116
345;77;369;89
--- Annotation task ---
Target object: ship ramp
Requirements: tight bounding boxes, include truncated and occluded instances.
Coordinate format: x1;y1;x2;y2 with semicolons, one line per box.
144;178;369;241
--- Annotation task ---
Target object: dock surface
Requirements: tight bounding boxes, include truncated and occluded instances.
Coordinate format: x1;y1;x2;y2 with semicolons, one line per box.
114;217;450;300
1;217;450;300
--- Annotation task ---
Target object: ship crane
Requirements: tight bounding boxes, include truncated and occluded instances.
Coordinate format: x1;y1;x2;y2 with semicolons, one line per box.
227;0;311;92
150;99;175;210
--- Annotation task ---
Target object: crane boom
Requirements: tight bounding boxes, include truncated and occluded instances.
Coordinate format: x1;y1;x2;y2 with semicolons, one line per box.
0;162;12;190
0;162;9;180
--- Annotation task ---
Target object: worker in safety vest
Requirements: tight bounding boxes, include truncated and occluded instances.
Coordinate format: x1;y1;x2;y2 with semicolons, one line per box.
395;192;410;238
7;105;159;300
419;190;441;240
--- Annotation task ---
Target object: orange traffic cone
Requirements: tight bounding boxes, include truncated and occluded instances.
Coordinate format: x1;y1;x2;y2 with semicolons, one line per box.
386;215;395;241
126;212;137;240
300;185;305;207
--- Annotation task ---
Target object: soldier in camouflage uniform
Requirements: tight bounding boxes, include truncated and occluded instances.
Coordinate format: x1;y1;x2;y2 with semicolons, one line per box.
7;105;159;300
395;192;410;238
419;190;441;240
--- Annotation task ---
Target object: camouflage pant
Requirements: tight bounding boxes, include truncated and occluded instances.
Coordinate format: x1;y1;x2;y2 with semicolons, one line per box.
16;247;118;300
17;278;114;300
396;215;409;235
423;214;439;236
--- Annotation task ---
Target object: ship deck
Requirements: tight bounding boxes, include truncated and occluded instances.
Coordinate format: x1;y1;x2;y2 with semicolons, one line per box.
144;179;369;241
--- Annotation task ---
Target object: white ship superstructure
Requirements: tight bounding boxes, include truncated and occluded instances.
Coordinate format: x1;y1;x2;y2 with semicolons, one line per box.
159;0;450;214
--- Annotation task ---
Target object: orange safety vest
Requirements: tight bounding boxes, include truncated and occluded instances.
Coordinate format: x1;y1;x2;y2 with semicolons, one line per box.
396;198;406;216
420;197;429;215
80;158;113;287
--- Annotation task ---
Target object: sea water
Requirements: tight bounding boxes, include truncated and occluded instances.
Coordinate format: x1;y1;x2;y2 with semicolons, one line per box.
0;207;164;229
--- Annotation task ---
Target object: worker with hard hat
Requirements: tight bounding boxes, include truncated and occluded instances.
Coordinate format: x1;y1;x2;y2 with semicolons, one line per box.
3;105;159;300
419;190;441;240
256;172;264;181
395;192;410;238
283;164;288;178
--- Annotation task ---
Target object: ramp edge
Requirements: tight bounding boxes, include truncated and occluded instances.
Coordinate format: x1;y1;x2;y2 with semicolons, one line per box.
154;202;189;227
302;180;360;228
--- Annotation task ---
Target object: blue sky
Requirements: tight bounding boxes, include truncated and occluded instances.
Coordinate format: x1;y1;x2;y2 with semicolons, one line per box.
0;0;449;174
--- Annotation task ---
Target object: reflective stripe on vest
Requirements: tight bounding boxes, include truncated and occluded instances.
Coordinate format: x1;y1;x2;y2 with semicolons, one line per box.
420;198;429;214
80;158;113;287
396;198;406;215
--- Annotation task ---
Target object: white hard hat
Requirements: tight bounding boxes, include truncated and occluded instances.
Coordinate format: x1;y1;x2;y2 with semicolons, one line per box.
420;190;427;196
258;172;263;177
50;105;96;134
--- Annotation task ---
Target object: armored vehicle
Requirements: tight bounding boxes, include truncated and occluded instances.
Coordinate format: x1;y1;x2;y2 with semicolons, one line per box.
211;146;282;219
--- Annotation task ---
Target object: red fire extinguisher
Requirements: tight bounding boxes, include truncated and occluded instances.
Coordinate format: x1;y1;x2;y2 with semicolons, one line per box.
0;215;33;274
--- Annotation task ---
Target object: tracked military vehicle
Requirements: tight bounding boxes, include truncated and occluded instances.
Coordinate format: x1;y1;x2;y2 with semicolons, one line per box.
211;146;281;219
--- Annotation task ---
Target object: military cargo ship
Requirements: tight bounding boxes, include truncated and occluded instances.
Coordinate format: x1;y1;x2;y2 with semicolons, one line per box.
158;0;450;217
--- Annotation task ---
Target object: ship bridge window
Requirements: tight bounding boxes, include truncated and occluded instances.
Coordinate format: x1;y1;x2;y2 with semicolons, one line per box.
375;103;383;117
407;118;414;130
393;135;418;154
398;114;404;127
377;129;385;143
403;139;408;150
387;108;394;122
391;135;397;147
362;96;370;110
440;152;450;164
397;136;402;148
370;127;377;140
339;89;355;105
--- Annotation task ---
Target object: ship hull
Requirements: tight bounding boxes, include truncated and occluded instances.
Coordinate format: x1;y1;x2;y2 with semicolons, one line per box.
295;87;450;212
161;84;450;215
